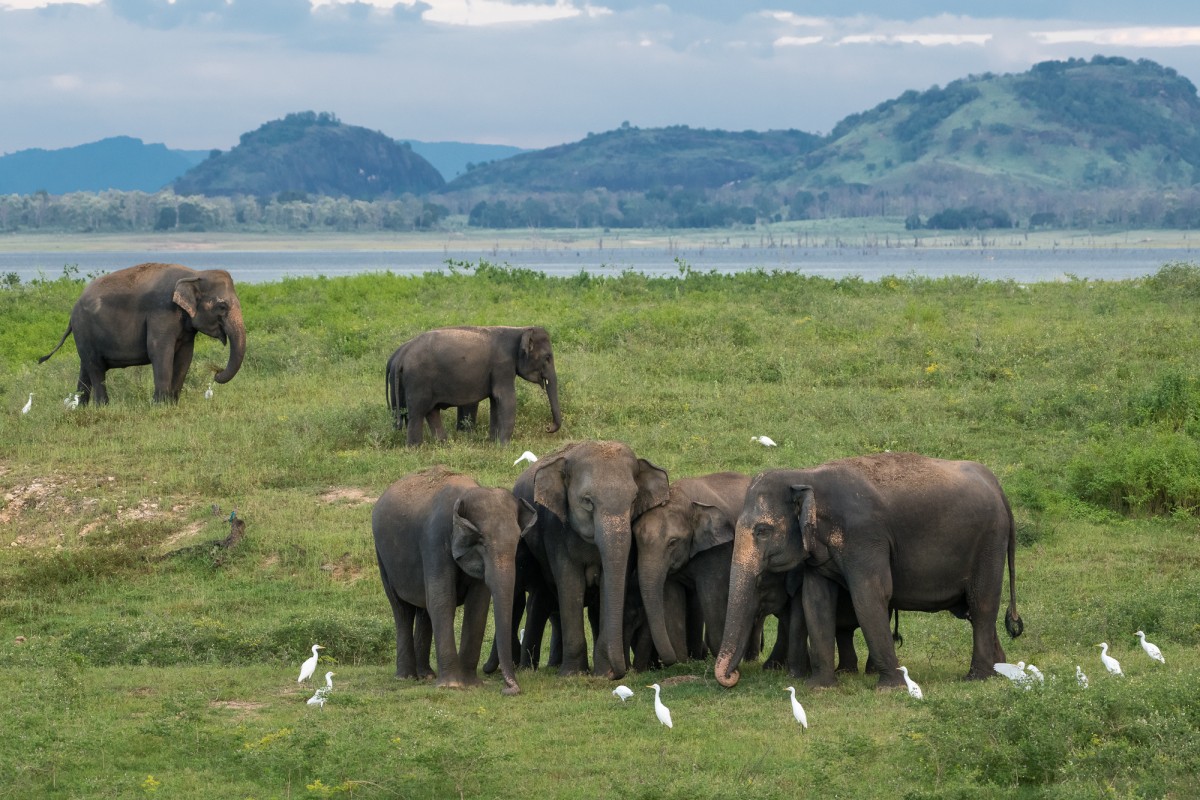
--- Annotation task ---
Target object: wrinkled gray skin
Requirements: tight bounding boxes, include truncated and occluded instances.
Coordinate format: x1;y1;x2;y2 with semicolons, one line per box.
386;325;562;446
512;440;669;679
373;467;536;696
715;452;1022;691
38;263;247;405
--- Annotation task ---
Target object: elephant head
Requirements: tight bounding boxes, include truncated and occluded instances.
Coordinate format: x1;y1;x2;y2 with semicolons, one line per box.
172;269;246;384
517;326;561;434
633;473;747;666
715;471;810;688
532;440;669;679
451;488;538;695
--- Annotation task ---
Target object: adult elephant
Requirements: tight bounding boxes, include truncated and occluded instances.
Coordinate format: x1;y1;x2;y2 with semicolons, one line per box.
512;440;669;679
373;467;536;695
715;452;1022;691
38;262;246;405
385;326;562;446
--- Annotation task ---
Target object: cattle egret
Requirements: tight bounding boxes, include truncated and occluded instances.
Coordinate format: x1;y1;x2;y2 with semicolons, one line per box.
1135;631;1165;664
1025;664;1045;684
647;683;673;729
297;644;324;682
204;383;214;400
1076;665;1089;688
1098;642;1123;676
751;435;777;447
63;392;80;409
21;393;32;414
785;686;808;729
514;450;538;466
307;671;335;708
612;685;634;702
898;666;923;699
994;661;1030;686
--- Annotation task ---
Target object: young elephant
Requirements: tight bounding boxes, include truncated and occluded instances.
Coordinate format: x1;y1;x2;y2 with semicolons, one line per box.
38;262;247;405
373;467;536;695
385;326;562;446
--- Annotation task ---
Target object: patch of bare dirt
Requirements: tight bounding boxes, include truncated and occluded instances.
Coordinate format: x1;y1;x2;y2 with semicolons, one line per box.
318;487;375;505
321;553;368;583
659;675;702;687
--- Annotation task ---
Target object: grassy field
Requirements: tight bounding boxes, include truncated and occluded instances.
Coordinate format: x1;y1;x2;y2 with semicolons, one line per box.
2;259;1199;798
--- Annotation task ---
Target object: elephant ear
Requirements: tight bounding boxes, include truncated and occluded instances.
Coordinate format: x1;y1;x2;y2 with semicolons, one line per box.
689;501;734;557
172;276;202;318
531;455;569;524
451;498;486;580
632;458;670;519
517;498;538;538
791;485;817;557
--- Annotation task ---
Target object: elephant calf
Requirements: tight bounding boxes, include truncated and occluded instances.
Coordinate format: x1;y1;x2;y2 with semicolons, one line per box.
39;262;246;405
373;467;536;695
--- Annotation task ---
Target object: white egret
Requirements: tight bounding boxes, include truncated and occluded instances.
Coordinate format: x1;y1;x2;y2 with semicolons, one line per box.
307;671;335;708
63;392;80;410
21;393;32;414
204;382;214;400
898;666;924;699
647;683;673;729
751;435;777;447
1098;642;1123;676
1135;631;1165;664
785;686;808;729
297;644;324;682
513;450;538;466
1025;664;1045;684
1075;665;1089;688
612;685;634;702
994;661;1030;686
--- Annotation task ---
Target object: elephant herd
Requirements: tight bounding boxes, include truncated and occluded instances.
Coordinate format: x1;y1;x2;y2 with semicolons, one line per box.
39;263;1023;698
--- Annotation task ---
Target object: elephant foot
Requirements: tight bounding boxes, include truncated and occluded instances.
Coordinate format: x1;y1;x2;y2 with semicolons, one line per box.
501;679;521;697
837;663;861;675
762;659;784;671
805;673;838;690
875;672;906;691
964;668;994;681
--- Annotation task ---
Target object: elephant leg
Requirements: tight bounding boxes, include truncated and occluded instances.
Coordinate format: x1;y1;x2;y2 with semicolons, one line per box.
457;583;490;685
389;596;419;679
803;572;840;688
429;594;467;689
75;366;94;406
553;566;589;676
967;587;1004;680
835;627;860;673
844;571;904;690
522;586;553;669
484;586;525;674
81;359;108;406
787;591;810;678
414;609;434;679
763;610;788;670
149;342;177;404
488;386;518;443
456;403;479;432
425;410;449;442
746;615;764;661
685;587;707;660
404;393;427;446
169;339;195;401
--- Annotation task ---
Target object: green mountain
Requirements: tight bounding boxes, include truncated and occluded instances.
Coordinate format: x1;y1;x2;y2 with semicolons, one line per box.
0;136;208;194
173;112;445;199
444;124;822;193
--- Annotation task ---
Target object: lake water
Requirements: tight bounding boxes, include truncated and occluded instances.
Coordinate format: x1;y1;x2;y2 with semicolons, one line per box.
2;245;1198;284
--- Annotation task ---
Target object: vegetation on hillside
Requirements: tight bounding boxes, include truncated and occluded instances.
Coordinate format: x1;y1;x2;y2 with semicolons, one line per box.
1;262;1199;797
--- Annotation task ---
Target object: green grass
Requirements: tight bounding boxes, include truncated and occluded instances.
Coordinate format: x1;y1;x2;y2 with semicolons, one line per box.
2;261;1199;798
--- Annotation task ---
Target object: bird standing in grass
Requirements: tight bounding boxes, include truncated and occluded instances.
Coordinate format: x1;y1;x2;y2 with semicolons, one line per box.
514;450;538;466
647;683;672;729
298;644;324;682
21;393;32;414
1076;665;1089;688
1025;664;1045;684
751;435;777;447
612;685;633;702
785;686;808;729
1135;631;1165;664
994;661;1030;686
63;392;80;409
1098;642;1123;676
307;671;335;708
205;382;214;400
898;666;923;699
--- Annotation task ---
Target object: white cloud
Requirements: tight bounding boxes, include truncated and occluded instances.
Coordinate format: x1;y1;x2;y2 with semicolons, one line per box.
774;35;823;47
0;0;101;7
311;0;606;26
1032;26;1200;47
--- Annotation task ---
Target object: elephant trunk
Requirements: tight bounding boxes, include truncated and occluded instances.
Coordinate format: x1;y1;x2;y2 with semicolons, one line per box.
488;563;521;696
543;371;562;434
213;303;246;384
598;520;631;680
714;540;762;688
638;561;679;667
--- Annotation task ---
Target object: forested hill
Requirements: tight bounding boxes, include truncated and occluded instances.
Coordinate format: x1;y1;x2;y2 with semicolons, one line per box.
173;112;445;199
444;125;823;193
0;137;207;194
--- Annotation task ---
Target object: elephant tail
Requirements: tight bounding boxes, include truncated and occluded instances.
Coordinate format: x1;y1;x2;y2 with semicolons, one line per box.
891;608;903;647
1002;494;1024;639
385;353;407;428
38;324;73;364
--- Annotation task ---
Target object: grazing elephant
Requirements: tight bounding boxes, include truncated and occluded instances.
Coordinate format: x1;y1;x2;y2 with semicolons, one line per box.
38;262;247;405
372;467;536;695
510;440;669;679
385;326;562;446
715;452;1022;691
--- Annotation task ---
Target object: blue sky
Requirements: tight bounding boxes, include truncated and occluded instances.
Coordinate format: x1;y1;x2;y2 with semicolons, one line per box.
2;0;1200;154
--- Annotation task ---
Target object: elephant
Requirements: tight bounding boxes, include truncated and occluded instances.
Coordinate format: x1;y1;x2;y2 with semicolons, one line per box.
509;440;669;679
38;262;247;405
715;452;1023;691
372;466;536;696
385;325;562;446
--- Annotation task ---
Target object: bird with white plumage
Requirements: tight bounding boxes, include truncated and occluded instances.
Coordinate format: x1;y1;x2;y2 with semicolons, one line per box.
513;450;538;466
205;382;214;400
785;686;808;728
994;661;1030;686
307;671;335;708
647;683;672;729
898;666;923;699
1098;642;1123;676
612;685;633;702
297;644;324;682
1135;631;1165;664
21;393;32;414
751;435;777;447
1076;665;1089;688
1025;664;1045;684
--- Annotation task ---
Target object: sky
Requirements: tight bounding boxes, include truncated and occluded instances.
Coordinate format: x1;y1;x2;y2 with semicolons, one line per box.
2;0;1200;155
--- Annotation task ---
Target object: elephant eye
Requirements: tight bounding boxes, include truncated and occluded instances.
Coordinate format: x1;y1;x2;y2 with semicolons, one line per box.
753;523;772;539
578;495;594;512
